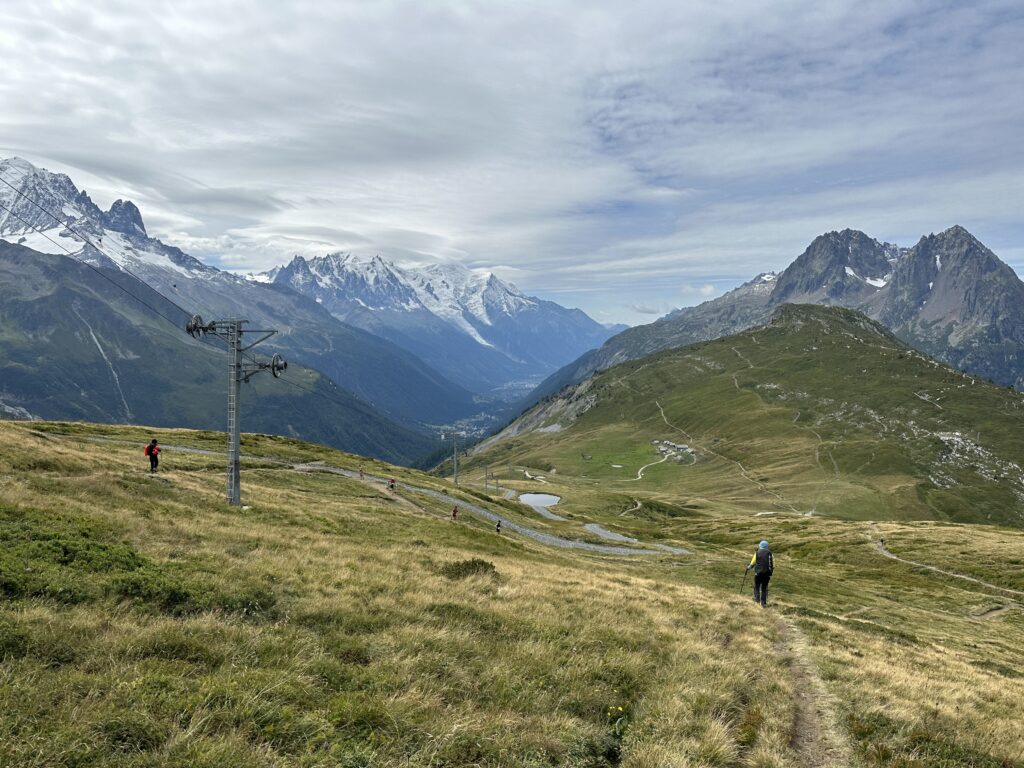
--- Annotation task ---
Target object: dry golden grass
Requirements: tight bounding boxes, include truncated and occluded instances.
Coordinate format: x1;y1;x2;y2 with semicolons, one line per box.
5;420;1024;766
1;421;802;767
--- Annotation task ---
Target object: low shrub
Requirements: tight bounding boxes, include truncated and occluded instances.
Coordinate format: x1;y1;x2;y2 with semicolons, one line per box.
439;558;498;580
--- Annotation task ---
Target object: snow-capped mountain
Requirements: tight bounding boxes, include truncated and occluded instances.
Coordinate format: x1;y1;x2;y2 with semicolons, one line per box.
0;157;481;429
265;252;624;395
0;157;215;279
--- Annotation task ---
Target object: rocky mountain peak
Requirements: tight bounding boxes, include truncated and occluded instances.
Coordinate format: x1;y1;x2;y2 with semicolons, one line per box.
770;228;896;305
1;156;34;174
0;156;102;235
102;199;146;237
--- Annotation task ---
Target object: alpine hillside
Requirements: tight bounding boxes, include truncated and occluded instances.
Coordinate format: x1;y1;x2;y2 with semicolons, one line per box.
264;252;624;397
473;303;1024;528
532;226;1024;402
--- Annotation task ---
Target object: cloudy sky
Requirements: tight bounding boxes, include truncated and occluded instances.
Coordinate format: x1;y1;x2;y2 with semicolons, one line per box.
2;0;1022;324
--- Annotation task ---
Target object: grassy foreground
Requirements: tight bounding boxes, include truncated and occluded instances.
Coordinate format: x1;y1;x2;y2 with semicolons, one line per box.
1;420;797;767
3;418;1024;767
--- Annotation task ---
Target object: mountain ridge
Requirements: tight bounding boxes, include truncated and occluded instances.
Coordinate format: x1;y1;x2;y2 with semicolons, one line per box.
0;239;438;464
530;225;1024;402
265;251;625;395
0;157;481;428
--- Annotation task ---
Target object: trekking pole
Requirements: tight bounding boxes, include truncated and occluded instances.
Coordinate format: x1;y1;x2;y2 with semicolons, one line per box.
740;568;749;595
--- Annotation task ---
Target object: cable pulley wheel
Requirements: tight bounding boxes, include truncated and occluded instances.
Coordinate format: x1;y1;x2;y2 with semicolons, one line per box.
271;354;288;377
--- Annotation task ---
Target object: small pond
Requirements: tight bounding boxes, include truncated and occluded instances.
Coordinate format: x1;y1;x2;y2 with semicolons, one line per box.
520;493;565;521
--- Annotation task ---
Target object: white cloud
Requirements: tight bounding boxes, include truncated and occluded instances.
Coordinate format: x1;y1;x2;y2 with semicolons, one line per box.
681;283;718;299
0;0;1021;325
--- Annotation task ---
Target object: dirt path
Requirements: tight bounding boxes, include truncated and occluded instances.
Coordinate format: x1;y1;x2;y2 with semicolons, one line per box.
731;346;755;369
51;431;690;557
523;469;548;484
620;498;642;516
655;400;802;513
295;462;690;556
776;619;852;767
970;604;1016;620
870;525;1024;598
624;453;669;481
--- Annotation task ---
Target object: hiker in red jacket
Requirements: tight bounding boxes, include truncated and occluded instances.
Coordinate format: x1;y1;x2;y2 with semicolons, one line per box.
144;439;161;473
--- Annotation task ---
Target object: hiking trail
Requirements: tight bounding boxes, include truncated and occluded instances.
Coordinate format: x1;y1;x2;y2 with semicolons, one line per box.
620;498;642;516
295;462;690;556
776;618;852;767
655;400;801;514
870;525;1024;598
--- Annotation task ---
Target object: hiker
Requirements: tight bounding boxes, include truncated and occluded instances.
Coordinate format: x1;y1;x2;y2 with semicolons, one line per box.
359;466;364;480
451;506;459;521
495;520;501;534
746;540;774;607
388;478;396;491
144;439;161;473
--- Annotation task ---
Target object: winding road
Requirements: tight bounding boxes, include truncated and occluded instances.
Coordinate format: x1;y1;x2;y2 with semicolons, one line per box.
296;463;691;556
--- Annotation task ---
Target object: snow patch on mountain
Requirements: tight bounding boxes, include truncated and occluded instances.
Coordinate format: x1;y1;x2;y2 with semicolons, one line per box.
268;252;540;348
1;226;80;256
92;230;198;278
845;265;889;288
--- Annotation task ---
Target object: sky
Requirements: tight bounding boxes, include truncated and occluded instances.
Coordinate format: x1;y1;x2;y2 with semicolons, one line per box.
1;0;1022;325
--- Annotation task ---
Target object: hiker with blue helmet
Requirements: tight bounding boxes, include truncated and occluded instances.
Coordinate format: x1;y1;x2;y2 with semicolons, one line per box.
746;540;774;607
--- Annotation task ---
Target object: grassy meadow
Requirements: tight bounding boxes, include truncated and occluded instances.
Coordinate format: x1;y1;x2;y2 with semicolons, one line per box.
2;420;803;767
470;305;1024;528
1;417;1022;766
455;305;1024;767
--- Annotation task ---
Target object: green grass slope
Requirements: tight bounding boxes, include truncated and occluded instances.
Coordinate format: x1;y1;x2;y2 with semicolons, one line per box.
472;304;1024;527
0;421;798;767
1;419;1023;766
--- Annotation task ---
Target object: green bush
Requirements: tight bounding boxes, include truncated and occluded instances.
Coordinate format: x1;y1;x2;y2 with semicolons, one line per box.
97;711;169;753
439;557;498;580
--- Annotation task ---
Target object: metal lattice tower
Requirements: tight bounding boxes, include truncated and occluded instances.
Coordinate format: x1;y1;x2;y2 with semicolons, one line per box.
447;431;461;486
226;320;243;505
187;316;286;506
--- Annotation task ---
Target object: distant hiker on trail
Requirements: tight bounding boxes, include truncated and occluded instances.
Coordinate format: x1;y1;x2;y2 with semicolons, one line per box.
359;466;364;480
746;540;774;607
495;520;502;534
388;478;396;491
144;439;161;473
451;506;459;521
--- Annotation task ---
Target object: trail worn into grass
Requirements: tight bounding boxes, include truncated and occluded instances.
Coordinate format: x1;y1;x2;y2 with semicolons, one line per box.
55;432;692;556
296;462;691;556
776;618;852;768
620;498;642;516
871;525;1024;598
624;453;670;481
655;400;803;514
971;604;1016;620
